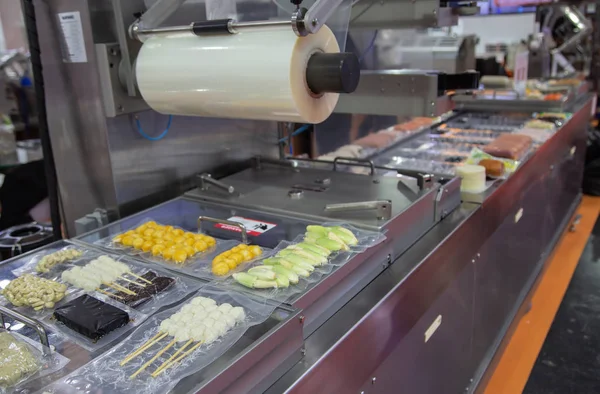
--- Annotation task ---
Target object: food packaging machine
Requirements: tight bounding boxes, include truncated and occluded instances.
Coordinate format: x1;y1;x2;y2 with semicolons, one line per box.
0;0;594;393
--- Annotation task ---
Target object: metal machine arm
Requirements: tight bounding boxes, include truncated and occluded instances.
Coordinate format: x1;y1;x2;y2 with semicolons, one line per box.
130;0;345;39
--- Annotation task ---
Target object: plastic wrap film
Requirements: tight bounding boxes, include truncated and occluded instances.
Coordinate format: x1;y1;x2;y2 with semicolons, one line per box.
136;25;341;123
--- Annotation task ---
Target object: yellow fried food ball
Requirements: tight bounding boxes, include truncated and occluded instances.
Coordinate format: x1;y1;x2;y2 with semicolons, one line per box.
151;244;165;256
173;249;188;264
174;236;186;245
143;228;155;237
161;248;174;260
184;232;195;239
124;230;136;237
222;250;232;257
142;241;154;252
194;240;208;253
212;263;229;276
231;245;241;252
183;238;195;247
146;221;157;228
249;245;262;257
183;245;195;256
212;255;225;265
229;253;243;265
224;258;237;270
163;233;174;242
164;225;175;232
172;229;184;236
152;230;165;239
112;234;123;243
132;237;144;249
153;238;165;245
121;235;135;246
205;237;216;247
237;244;249;250
239;249;253;261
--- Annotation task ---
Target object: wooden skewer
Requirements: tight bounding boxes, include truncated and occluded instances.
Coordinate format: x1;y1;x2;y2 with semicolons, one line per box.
152;341;204;378
120;332;167;366
126;272;153;284
97;289;123;300
104;282;136;296
151;339;193;377
118;276;146;287
130;339;176;380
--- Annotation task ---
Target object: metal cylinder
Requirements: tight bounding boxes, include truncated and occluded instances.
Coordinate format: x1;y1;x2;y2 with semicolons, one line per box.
305;52;360;94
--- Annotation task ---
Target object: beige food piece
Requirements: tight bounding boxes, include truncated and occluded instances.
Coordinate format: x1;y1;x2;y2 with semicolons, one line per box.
36;248;83;273
1;274;67;310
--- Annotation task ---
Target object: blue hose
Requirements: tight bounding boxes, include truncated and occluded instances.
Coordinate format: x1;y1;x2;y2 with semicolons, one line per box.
135;114;173;141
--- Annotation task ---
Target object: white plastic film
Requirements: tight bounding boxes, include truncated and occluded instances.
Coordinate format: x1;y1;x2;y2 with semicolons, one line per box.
136;25;340;123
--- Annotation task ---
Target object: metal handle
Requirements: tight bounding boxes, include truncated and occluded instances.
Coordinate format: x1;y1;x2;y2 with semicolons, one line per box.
324;200;392;220
332;157;375;176
198;174;236;195
198;216;248;244
0;305;50;355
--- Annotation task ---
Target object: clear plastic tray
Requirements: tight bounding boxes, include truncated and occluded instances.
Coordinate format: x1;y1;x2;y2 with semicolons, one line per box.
45;286;277;394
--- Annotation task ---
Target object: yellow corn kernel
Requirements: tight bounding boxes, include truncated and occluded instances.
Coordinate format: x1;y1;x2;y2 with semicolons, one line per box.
141;241;154;252
151;244;165;256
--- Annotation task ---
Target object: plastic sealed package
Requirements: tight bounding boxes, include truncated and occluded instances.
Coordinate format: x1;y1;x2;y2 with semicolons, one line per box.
44;292;148;352
0;331;69;393
203;242;271;279
304;222;386;253
11;244;91;278
465;148;522;176
62;254;203;315
44;286;277;394
95;218;220;263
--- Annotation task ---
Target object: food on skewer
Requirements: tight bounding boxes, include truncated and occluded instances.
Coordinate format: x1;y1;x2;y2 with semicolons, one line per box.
211;244;263;276
61;255;146;294
53;294;130;340
108;271;175;308
112;221;216;265
0;332;39;388
36;248;83;273
1;274;67;310
120;296;245;379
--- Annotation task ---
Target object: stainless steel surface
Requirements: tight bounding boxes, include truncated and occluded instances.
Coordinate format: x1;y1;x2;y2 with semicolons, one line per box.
185;163;440;233
300;0;345;35
324;200;392;220
0;305;50;353
199;173;237;195
334;70;462;117
134;20;292;38
197;215;248;244
377;32;477;74
349;0;458;29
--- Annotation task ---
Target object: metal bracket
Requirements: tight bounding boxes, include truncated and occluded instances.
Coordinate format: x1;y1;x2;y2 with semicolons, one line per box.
324;200;392;220
198;216;248;244
0;306;50;355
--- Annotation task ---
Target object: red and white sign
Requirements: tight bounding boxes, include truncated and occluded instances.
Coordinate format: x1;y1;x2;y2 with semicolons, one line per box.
214;216;277;236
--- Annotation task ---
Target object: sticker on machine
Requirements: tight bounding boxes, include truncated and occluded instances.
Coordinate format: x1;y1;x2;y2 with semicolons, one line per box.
57;11;87;63
214;216;277;236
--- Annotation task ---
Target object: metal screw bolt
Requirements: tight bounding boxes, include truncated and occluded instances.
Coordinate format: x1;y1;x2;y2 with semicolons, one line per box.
312;18;318;26
299;315;305;324
372;377;377;384
117;105;124;112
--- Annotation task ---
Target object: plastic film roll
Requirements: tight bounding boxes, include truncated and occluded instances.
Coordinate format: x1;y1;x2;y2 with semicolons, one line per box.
136;25;341;123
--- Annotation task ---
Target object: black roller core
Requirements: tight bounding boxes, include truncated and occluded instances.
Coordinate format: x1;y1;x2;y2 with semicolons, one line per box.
306;52;360;95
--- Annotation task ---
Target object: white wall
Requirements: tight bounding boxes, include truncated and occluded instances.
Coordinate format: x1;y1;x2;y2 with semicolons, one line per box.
455;13;536;54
